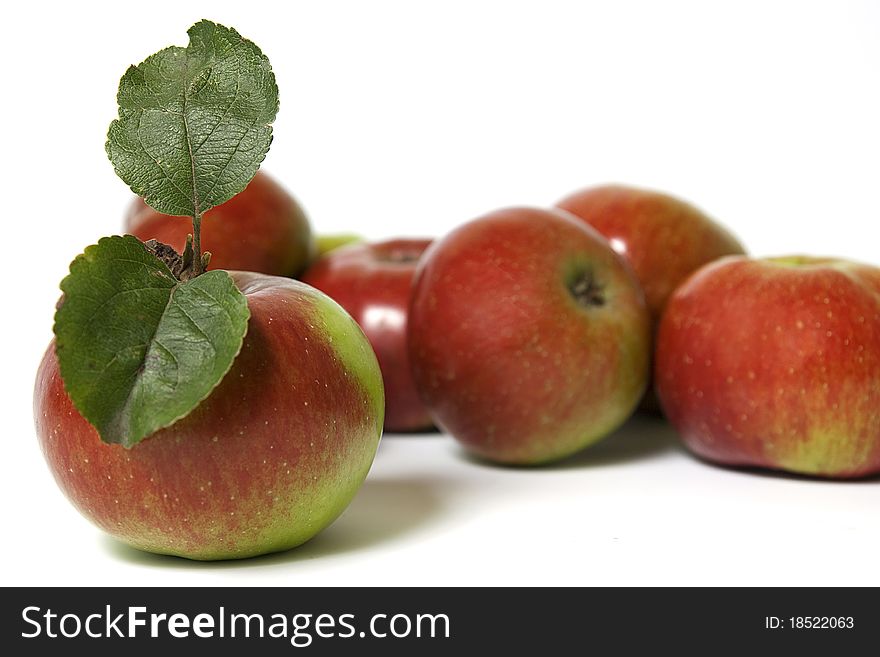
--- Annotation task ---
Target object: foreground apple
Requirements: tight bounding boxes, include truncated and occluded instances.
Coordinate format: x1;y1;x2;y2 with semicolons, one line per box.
303;239;434;432
126;170;316;276
655;256;880;478
408;207;651;465
35;273;385;559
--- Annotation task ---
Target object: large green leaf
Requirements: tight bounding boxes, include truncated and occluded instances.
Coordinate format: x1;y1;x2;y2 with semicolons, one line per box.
106;20;279;218
54;235;250;447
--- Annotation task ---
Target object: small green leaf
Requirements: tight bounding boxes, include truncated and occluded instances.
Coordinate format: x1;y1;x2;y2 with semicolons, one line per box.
106;20;279;218
54;235;250;447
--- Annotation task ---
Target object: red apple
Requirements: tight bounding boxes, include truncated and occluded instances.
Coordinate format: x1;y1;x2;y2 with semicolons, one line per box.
408;207;651;465
126;170;316;276
655;256;880;478
556;185;746;321
302;239;434;432
34;272;385;559
557;184;746;410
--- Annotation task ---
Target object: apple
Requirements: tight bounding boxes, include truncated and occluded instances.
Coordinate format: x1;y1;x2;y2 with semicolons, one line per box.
125;170;316;277
556;185;746;321
302;239;434;432
316;233;364;257
34;272;385;559
556;184;746;410
655;255;880;478
408;207;651;465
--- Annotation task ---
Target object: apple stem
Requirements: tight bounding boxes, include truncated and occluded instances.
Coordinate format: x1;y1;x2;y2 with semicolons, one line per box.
192;213;204;277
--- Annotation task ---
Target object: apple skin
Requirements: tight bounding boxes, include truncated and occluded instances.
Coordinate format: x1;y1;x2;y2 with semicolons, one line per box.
302;239;434;432
126;170;316;277
316;233;364;257
557;185;746;411
556;185;746;321
408;207;651;465
655;256;880;478
34;272;385;560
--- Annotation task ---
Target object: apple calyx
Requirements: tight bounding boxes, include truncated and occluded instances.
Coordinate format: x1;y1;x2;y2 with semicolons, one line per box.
376;247;425;264
569;269;606;308
144;237;211;282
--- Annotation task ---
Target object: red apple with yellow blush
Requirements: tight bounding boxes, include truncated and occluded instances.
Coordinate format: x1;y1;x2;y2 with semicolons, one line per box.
35;273;385;559
302;239;434;432
655;255;880;478
408;207;651;465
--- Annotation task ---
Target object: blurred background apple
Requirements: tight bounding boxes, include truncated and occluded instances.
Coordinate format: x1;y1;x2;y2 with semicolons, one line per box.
126;170;316;277
303;239;434;432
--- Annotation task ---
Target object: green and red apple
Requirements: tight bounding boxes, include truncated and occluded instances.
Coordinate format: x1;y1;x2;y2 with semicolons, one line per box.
35;273;385;559
408;207;651;465
315;233;364;257
303;239;434;432
126;170;316;277
655;256;880;478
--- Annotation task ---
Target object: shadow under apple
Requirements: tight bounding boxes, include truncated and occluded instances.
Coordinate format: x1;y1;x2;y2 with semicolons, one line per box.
459;413;684;470
690;453;880;484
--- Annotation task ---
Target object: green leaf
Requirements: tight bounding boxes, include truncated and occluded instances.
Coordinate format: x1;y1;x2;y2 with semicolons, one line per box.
54;235;251;447
106;20;279;218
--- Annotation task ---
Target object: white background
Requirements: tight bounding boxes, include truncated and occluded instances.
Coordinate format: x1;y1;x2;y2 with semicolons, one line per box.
1;0;879;586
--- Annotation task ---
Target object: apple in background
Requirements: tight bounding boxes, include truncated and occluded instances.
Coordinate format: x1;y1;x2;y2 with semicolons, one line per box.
126;170;316;277
302;239;434;432
655;255;880;478
408;207;651;465
316;233;364;257
557;184;746;410
556;185;746;321
34;273;385;559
